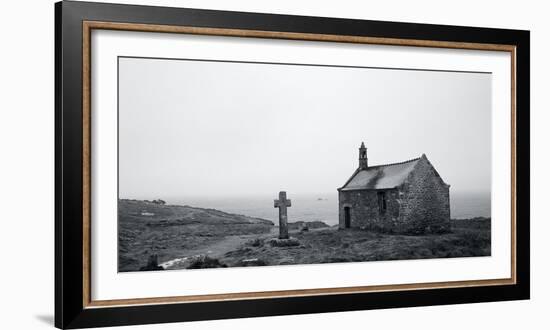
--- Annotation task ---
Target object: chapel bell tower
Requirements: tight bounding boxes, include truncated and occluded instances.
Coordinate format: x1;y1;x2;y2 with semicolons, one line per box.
359;142;368;169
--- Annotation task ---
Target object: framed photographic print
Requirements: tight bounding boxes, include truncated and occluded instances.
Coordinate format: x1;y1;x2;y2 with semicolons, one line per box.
55;1;530;328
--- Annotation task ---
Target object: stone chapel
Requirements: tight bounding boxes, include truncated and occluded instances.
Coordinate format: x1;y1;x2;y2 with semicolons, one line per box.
338;143;451;234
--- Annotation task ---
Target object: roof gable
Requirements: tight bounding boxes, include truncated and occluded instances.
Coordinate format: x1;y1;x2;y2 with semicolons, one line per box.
340;157;420;191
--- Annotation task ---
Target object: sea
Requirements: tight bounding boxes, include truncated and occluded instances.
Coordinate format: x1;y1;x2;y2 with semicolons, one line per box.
170;191;490;226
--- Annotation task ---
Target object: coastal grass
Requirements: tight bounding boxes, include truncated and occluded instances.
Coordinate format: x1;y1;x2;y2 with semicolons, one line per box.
119;199;490;271
217;218;490;267
118;199;273;271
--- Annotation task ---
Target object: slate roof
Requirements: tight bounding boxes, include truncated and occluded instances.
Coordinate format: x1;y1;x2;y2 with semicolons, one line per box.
340;157;421;191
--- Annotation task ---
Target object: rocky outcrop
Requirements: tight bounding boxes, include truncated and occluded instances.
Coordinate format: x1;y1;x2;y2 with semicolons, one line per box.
287;221;330;231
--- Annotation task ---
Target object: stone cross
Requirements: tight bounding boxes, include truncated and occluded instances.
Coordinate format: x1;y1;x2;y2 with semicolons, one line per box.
274;191;292;239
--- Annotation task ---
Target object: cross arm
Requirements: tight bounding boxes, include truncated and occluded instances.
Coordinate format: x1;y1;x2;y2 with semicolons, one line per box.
274;199;291;207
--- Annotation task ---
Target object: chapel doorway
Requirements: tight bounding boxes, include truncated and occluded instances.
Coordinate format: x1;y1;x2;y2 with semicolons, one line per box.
344;206;351;228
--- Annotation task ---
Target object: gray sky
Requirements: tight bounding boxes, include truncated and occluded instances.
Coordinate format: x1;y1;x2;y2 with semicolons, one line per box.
118;57;491;199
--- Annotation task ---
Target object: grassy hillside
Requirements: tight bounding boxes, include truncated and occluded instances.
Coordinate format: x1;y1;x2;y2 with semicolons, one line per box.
118;199;273;271
119;199;490;272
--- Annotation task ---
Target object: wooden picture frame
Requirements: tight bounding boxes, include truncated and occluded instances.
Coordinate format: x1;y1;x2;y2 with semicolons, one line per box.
55;1;530;328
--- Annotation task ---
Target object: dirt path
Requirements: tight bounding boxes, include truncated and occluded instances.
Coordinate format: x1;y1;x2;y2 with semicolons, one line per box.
161;227;278;269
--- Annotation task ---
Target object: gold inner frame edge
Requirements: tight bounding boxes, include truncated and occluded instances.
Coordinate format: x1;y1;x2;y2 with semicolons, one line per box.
81;20;517;308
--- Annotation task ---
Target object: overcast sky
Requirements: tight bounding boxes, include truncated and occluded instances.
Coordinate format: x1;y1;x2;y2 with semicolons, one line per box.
118;57;491;199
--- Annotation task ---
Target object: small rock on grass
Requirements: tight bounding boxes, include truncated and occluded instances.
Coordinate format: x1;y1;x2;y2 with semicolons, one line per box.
246;238;264;247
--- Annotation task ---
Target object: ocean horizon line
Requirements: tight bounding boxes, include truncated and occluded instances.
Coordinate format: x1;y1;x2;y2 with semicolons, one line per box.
119;190;491;225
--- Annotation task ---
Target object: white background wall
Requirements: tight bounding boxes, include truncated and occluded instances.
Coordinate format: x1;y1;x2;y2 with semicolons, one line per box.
0;0;547;329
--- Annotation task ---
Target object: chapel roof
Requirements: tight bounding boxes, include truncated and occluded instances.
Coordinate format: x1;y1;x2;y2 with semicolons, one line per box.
339;157;421;191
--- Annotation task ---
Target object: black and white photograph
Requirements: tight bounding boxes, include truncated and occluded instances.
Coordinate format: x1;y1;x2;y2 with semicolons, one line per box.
1;0;540;328
118;57;492;272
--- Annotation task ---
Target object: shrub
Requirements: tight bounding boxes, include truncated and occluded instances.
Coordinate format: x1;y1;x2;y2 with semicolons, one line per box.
139;254;164;271
186;256;227;269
